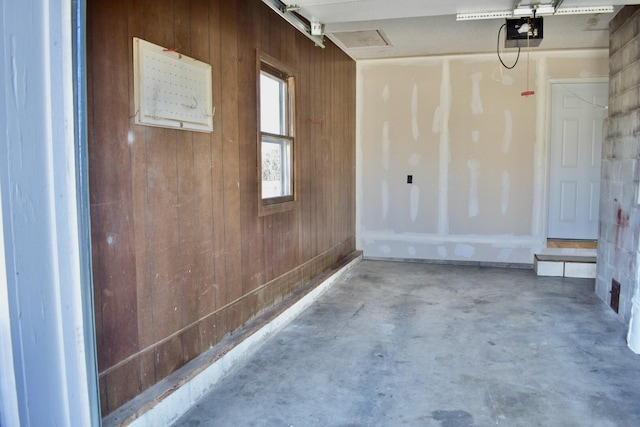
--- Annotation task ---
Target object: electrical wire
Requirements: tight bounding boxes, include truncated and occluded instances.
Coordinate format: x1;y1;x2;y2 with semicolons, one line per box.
497;23;520;69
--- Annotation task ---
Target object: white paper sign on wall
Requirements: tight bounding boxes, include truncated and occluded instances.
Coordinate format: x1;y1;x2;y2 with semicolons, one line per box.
133;37;214;133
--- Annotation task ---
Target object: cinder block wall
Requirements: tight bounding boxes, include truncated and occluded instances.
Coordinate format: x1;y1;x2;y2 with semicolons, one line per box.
597;6;640;322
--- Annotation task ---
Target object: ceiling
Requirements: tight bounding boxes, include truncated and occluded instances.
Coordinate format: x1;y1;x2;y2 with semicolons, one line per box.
283;0;638;59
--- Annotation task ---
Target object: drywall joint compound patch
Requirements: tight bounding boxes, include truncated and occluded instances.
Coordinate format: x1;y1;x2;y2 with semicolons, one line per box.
470;71;484;115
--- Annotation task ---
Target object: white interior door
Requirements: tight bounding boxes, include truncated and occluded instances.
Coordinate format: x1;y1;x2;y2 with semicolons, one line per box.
548;82;608;240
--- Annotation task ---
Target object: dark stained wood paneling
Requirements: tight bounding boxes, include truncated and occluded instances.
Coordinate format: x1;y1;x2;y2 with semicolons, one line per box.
155;336;184;381
140;348;156;394
88;0;139;371
175;0;191;54
99;376;108;416
238;1;264;294
104;357;141;414
182;323;201;364
174;2;199;361
146;128;182;341
260;6;271;54
314;45;329;254
177;134;199;337
128;0;153;358
88;0;356;416
86;5;104;372
140;0;182;348
190;0;215;355
208;0;226;317
219;1;244;332
297;31;312;263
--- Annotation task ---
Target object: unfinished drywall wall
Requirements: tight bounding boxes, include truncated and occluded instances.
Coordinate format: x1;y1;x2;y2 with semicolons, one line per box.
357;50;608;265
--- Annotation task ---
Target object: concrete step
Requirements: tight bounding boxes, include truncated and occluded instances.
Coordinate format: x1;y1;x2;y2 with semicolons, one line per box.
534;254;596;278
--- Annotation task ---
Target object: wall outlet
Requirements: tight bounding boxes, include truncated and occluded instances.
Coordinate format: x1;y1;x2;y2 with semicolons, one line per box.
407;175;413;184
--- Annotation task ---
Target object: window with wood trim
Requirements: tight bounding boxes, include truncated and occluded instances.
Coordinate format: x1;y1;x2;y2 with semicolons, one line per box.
258;53;297;215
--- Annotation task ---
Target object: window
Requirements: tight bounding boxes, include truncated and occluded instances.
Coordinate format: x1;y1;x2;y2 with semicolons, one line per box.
258;53;297;215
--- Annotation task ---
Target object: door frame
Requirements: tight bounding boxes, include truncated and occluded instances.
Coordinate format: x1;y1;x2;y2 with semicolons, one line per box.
73;0;102;422
0;0;100;424
542;77;609;242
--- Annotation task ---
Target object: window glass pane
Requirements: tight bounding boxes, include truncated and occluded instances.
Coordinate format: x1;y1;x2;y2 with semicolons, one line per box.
260;73;285;134
262;137;291;199
259;60;295;207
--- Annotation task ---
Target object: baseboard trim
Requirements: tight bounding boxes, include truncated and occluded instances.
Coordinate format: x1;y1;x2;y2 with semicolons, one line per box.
104;251;362;427
363;256;533;270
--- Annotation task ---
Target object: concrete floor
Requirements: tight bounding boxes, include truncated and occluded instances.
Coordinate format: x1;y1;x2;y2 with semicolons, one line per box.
172;260;640;426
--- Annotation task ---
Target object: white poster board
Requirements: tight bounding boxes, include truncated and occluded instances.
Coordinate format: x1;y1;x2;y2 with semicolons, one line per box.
133;37;213;133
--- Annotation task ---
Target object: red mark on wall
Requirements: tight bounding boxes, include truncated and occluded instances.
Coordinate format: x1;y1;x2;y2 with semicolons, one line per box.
616;206;630;247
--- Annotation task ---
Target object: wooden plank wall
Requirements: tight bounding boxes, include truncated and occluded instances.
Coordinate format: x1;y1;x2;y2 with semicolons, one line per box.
87;0;356;416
